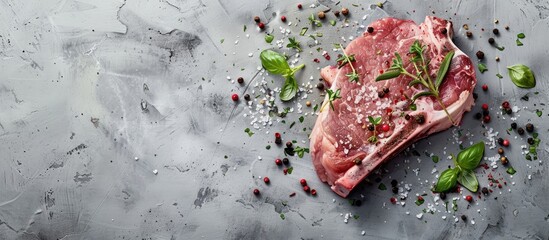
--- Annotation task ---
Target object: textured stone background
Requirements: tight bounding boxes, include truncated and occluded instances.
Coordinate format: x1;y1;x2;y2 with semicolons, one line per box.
0;0;548;239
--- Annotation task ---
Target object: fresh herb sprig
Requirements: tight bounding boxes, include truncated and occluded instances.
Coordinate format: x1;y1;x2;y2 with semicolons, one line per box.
308;13;322;27
367;116;382;143
260;50;305;101
434;142;485;193
286;37;302;52
320;88;341;112
375;40;456;125
334;43;359;82
294;146;310;158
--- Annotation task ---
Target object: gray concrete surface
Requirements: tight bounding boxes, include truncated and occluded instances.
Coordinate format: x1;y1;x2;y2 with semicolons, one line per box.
0;0;548;239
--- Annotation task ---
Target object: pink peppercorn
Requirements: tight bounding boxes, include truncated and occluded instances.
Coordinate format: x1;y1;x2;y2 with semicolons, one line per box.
300;179;307;186
281;16;286;22
503;139;510;147
303;185;310;192
465;195;473;202
482;84;488;91
253;189;260;195
275;158;282;165
482;103;488;111
381;124;390;132
263;177;270;184
231;94;239;101
311;189;317;196
258;22;265;29
297;4;302;9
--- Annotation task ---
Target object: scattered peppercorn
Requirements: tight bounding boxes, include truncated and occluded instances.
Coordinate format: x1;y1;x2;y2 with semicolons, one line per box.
306;101;311;107
391;179;398;187
482;110;489;116
439;192;446;200
263;177;270;184
483;115;491;123
311;189;317;196
392;187;398;194
367;124;374;131
254;16;260;23
502;101;510;109
473;92;478;100
497;138;504;145
237;77;244;84
505;108;512;115
461;215;467;221
474;112;482;120
334;11;340;17
367;26;374;33
341;8;349;16
316;82;324;90
465;195;473;202
517;127;525;135
381;124;390;132
505;25;510;30
275;158;282;166
303;185;310;192
500;156;508;165
232;94;239;101
492;28;499;35
253;188;260;195
503;139;510;147
282;158;289;165
354;199;362;206
482;187;489;195
297;3;302;9
498;148;504;155
318;11;325;19
441;28;447;35
378;91;385;98
511;122;517;129
488;37;495;44
300;179;307;186
495;56;500;62
405;114;411;120
528;138;535;145
481;103;488;111
280;16;286;22
390;197;397;204
258;22;265;29
244;94;250;101
415;115;425;124
383;87;390;94
525;123;534;132
466;31;472;38
482;84;488;91
285;142;292;148
476;51;485;59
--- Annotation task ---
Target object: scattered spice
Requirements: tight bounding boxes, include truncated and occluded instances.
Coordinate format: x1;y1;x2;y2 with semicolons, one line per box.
465;195;473;202
300;178;307;186
500;156;509;165
492;28;499;35
253;189;260;195
318;11;325;19
232;93;239;101
497;148;504;155
476;51;484;59
280;16;286;22
263;177;270;184
517;127;525;135
275;158;282;166
311;189;317;196
253;16;260;23
488;38;495;44
367;26;374;33
482;84;488;91
244;94;250;101
303;185;310;192
316;82;324;90
466;31;472;38
282;158;289;165
525;123;534;132
341;8;349;16
237;77;244;84
297;4;302;9
258;22;265;30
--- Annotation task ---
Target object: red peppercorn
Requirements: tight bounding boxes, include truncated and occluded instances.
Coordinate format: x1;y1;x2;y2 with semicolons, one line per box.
231;94;239;101
502;101;510;109
482;84;488;91
283;168;288;175
253;188;260;195
275;132;281;139
281;16;286;22
418;196;424;201
297;3;302;9
300;178;307;186
503;139;510;147
275;158;282;165
381;124;390;132
313;58;320;63
263;177;270;184
483;115;491;123
390;197;397;204
303;185;310;192
465;195;473;202
311;189;317;196
481;103;488;111
258;22;265;29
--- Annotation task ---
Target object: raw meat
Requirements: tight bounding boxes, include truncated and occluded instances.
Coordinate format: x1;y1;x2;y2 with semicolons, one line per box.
310;16;476;197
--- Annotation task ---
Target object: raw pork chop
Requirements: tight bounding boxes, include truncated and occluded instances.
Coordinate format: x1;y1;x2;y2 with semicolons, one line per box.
310;16;476;197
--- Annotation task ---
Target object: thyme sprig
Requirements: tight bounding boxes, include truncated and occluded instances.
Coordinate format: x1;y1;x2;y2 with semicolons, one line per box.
334;43;359;83
375;40;456;125
320;88;341;112
367;116;382;143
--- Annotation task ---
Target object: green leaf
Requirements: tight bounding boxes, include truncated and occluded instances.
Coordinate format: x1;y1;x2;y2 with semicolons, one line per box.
507;64;536;88
368;116;375;124
279;76;298;101
286;37;302;52
435;50;454;89
265;34;274;43
517;33;525;39
260;50;290;75
300;27;308;36
244;128;254;137
478;63;488;73
506;167;516;175
375;70;401;81
434;168;459;192
536;109;542;117
374;117;381;125
496;45;505;51
280;213;285;220
299;116;304;123
496;73;503;79
378;183;387;190
516;39;523;46
329;20;336;26
457;169;478;192
411;91;435;101
287;166;293;174
432;155;439;163
408;79;424;87
346;72;359;82
456;142;485;170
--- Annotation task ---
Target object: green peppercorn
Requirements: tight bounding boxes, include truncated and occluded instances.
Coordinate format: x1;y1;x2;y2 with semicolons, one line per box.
525;123;534;132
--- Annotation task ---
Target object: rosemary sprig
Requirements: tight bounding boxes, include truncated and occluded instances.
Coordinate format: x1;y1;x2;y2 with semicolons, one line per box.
334;43;359;83
375;40;456;125
367;116;382;143
320;88;341;112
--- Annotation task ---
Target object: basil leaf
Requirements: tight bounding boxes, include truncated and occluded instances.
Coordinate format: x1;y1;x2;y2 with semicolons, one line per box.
375;70;401;81
279;76;298;101
507;64;536;89
456;141;485;170
457;169;478;192
260;50;290;75
478;63;488;73
265;34;274;43
434;168;459;193
435;50;454;90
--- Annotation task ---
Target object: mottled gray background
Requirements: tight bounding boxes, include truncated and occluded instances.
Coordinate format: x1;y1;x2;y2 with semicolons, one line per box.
1;0;548;239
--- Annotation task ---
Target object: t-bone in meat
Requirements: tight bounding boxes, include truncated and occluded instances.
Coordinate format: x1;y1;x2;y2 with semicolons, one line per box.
310;16;476;197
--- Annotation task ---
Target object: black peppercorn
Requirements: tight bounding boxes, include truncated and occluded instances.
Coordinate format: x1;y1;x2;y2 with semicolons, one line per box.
505;108;513;115
461;215;467;221
341;8;349;16
244;94;251;101
473;92;478;100
254;16;260;23
392;187;398;194
404;114;411;120
383;87;390;94
415;115;425;124
481;187;489;195
316;82;324;90
466;31;473;38
497;138;504;145
391;179;398;187
441;28;447;35
237;77;244;84
282;158;289;165
354;199;362;206
517;127;525;135
488;38;495;44
285;147;295;156
367;124;374;131
476;51;485;59
528;138;535;145
474;112;482;120
493;28;499;35
275;138;282;144
525;123;534;132
367;26;374;33
334;11;340;17
286;141;293;148
511;122;517;129
378;91;385;98
483;110;490;116
439;192;446;200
